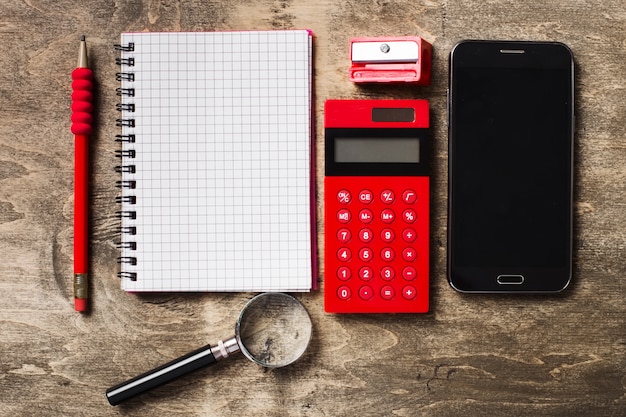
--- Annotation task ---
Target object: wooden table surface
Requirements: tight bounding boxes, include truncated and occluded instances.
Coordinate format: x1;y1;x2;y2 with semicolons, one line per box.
1;1;624;416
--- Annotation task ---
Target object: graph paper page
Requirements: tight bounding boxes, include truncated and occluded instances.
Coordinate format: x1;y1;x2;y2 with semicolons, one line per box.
117;31;313;292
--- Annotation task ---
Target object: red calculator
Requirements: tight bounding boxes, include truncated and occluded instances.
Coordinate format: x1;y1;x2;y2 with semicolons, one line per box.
324;99;430;313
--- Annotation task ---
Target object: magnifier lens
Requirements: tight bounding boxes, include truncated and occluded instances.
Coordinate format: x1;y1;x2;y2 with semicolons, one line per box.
236;293;312;368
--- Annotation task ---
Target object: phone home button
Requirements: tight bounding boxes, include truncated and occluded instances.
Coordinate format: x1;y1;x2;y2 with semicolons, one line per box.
496;275;524;285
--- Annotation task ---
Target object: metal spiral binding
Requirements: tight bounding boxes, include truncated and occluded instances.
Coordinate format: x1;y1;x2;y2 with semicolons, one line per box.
115;57;135;66
116;72;135;82
116;180;136;189
118;271;137;281
116;195;136;204
116;41;137;280
116;103;135;112
115;134;135;143
116;88;135;97
116;118;135;127
115;165;136;174
114;42;135;52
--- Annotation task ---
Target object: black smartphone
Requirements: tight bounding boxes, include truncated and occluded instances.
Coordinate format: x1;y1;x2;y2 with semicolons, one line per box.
447;40;574;293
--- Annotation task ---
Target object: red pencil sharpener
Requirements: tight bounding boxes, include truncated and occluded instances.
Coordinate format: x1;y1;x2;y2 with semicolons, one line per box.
348;36;432;85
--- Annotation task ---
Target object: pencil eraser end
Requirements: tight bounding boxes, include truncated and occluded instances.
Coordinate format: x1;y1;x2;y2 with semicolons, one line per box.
74;298;88;312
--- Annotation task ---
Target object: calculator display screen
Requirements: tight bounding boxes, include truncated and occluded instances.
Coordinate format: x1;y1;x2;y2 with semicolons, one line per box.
334;137;420;163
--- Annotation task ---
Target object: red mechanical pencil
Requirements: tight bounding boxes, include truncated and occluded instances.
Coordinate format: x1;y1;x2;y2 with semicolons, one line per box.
71;36;93;312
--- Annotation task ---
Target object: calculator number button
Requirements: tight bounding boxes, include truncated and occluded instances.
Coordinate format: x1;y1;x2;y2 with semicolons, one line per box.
359;266;373;281
381;266;395;281
337;247;352;261
337;228;351;243
359;228;374;243
359;247;374;262
380;228;395;243
337;286;352;300
337;266;351;281
380;247;395;262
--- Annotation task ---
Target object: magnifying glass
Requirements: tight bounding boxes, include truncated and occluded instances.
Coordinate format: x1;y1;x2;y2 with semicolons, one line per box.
106;292;312;406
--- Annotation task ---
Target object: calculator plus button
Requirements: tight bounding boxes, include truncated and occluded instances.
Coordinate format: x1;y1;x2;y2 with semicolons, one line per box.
337;190;352;204
402;266;417;281
380;247;395;262
337;209;351;224
359;190;373;204
359;228;374;243
380;189;395;204
359;209;374;224
380;228;395;243
381;266;395;281
380;209;395;224
402;247;417;262
337;228;352;243
359;266;373;281
402;285;417;300
337;266;351;281
337;286;352;300
358;285;374;300
359;247;373;262
402;189;417;204
380;285;395;300
337;247;352;262
402;209;417;223
402;228;416;243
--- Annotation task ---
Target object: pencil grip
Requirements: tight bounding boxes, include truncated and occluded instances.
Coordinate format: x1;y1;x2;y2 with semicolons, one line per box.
105;344;217;406
71;68;94;136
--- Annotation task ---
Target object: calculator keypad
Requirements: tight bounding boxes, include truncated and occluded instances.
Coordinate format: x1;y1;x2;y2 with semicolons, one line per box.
324;176;429;313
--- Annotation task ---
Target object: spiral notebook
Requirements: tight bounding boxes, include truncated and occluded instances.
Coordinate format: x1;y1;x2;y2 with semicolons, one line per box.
115;30;315;292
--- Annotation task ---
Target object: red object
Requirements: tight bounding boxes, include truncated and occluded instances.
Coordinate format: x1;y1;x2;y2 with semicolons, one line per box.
324;99;430;313
71;49;93;312
324;176;430;313
324;99;429;129
349;36;432;85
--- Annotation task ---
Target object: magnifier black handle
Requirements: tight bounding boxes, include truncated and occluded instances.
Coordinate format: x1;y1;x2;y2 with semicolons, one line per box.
106;343;217;406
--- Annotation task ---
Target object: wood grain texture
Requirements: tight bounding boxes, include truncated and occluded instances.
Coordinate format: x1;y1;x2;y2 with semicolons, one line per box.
0;0;624;416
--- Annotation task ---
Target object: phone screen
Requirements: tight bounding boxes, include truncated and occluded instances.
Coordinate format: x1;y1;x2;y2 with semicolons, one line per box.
448;41;574;292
